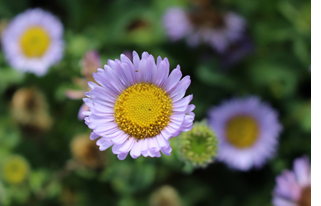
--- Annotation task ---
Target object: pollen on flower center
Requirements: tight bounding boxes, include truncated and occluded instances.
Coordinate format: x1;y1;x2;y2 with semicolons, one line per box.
20;27;50;57
114;83;172;140
225;115;259;148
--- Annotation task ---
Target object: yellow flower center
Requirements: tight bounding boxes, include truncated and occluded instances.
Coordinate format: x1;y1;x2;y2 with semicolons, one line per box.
225;115;259;148
2;156;29;184
114;83;172;140
20;26;51;57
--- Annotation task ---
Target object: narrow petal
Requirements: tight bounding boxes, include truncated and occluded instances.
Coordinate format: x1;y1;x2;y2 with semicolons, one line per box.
149;137;161;152
173;95;193;112
141;138;149;153
111;133;129;144
137;58;147;82
141;51;149;59
173;94;193;108
161;145;172;156
94;122;118;134
78;103;89;120
90;132;100;140
163;66;182;91
155;151;161;157
161;130;172;140
117;153;129;160
170;77;191;102
130;140;143;158
145;55;157;83
186;104;196;113
83;98;94;108
156;134;170;149
154;60;169;86
118;138;135;153
98;139;113;151
120;53;131;63
132;51;140;69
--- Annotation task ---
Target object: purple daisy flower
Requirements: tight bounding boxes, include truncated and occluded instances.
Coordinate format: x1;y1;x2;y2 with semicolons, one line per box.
272;156;311;206
1;8;64;76
163;7;245;53
207;97;282;171
83;51;195;160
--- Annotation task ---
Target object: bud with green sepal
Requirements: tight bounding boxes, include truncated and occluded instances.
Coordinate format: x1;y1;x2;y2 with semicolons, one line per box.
177;120;218;170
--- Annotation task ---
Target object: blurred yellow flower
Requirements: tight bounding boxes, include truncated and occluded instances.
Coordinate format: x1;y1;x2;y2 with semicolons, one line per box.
149;185;182;206
1;155;29;184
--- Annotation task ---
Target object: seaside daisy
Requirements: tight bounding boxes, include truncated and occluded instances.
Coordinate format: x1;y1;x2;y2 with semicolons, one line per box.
66;50;101;120
163;7;245;53
208;97;282;171
178;121;218;168
1;8;64;76
272;156;311;206
83;51;195;160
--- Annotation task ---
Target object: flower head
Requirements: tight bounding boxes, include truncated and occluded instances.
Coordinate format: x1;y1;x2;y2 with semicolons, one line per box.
1;155;29;184
70;134;106;168
208;97;282;171
83;51;195;160
272;156;311;206
163;7;245;53
1;8;64;76
11;87;52;132
178;121;218;168
66;50;101;120
149;185;182;206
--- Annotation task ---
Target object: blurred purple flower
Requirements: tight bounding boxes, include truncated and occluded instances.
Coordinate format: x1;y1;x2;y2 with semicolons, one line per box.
207;97;282;171
66;50;101;120
272;156;311;206
163;7;246;53
1;8;64;76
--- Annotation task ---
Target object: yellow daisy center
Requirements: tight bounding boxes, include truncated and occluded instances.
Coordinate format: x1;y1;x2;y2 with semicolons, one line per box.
225;115;259;148
20;26;51;57
114;83;172;140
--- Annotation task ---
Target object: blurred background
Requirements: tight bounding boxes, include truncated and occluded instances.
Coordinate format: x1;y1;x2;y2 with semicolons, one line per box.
0;0;310;206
